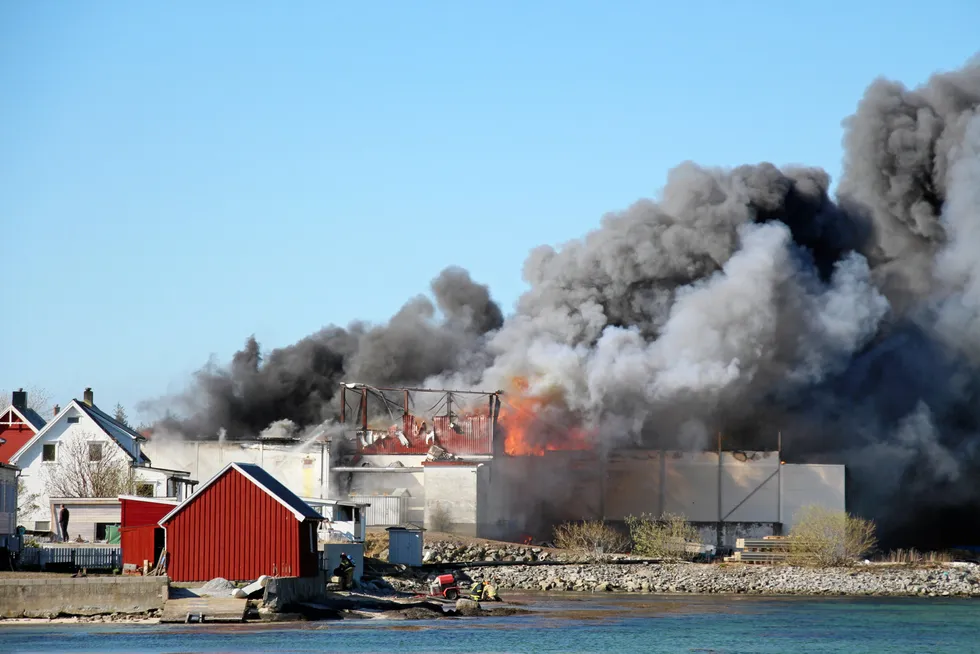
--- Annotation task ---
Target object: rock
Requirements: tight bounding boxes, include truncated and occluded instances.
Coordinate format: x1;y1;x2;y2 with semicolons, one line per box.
454;598;482;616
594;582;611;592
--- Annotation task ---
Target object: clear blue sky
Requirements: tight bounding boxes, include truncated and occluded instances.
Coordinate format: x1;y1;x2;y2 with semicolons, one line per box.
2;1;978;422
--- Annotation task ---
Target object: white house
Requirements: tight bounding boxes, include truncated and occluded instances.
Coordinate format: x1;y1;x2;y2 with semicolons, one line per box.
9;388;197;539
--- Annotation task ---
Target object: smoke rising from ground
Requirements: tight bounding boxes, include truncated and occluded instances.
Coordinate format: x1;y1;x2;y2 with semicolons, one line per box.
150;56;980;547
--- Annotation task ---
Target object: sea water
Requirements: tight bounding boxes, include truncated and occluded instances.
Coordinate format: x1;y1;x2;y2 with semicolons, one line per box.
2;594;978;653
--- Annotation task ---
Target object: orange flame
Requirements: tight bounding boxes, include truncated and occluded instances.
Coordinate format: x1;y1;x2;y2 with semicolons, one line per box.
499;377;593;456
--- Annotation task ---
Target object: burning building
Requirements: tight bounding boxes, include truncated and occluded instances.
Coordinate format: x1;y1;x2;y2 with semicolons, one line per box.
329;382;844;547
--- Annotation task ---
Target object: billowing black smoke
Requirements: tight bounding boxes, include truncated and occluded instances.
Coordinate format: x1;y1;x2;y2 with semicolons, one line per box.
150;266;502;438
150;56;980;548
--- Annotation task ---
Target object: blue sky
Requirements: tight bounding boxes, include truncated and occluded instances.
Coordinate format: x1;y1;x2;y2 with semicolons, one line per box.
2;1;978;422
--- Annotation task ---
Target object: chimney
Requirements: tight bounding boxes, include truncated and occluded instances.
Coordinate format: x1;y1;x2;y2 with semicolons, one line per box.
12;388;26;411
83;387;94;406
53;404;60;417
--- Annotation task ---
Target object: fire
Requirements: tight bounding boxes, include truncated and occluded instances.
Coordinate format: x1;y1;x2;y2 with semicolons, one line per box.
498;377;593;456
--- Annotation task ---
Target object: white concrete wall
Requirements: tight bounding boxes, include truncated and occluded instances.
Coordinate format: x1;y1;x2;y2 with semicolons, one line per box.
423;464;480;536
143;439;329;499
602;451;826;528
781;464;846;531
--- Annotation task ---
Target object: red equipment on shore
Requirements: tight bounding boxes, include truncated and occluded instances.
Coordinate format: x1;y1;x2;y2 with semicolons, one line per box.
429;573;461;600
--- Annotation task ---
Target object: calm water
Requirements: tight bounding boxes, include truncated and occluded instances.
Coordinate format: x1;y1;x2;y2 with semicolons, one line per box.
2;593;978;653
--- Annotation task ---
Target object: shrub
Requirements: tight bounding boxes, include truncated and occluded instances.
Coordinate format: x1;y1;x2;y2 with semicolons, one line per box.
626;512;702;560
553;519;629;555
787;505;877;567
882;548;952;565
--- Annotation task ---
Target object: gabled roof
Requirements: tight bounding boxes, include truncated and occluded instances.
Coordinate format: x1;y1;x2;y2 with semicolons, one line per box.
0;405;47;464
74;400;151;465
4;405;47;432
159;462;324;525
10;399;150;465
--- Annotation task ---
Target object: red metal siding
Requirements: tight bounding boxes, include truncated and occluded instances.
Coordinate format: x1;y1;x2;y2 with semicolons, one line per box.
121;525;161;568
120;498;175;528
162;468;316;582
357;413;493;455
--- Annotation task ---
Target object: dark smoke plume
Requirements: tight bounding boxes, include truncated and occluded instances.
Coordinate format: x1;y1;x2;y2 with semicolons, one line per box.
151;56;980;548
150;266;502;438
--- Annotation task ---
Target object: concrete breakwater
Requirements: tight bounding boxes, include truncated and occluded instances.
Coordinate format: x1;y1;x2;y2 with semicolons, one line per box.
389;562;980;598
0;576;170;618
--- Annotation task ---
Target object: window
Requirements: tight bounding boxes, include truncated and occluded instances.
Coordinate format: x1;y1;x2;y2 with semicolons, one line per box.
88;442;104;462
67;416;80;424
42;443;57;462
136;483;155;498
35;520;50;532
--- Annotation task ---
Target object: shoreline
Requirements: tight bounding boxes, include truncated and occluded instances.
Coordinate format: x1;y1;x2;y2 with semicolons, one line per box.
2;561;977;625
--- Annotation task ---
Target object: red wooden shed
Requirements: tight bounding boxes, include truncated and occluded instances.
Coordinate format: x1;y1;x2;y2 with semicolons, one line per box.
159;462;324;582
119;496;177;572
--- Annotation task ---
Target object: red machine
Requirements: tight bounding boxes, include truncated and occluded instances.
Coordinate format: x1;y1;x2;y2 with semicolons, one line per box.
429;573;461;600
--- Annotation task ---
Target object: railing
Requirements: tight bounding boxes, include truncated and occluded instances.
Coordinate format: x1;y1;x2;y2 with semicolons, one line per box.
17;546;121;570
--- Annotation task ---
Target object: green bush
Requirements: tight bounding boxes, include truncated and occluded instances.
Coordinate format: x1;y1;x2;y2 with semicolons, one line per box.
626;512;702;560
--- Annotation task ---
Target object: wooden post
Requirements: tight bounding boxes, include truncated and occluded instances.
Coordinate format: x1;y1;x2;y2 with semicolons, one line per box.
717;432;723;550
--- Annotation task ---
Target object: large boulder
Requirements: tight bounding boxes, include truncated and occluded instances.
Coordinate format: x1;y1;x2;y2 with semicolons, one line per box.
454;598;482;616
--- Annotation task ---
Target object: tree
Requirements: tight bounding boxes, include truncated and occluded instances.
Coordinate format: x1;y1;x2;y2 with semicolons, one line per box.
113;403;130;427
0;385;53;416
41;431;138;498
787;505;878;567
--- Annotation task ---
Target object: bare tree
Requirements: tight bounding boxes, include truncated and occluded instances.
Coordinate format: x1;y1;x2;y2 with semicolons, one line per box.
0;385;53;416
41;431;137;498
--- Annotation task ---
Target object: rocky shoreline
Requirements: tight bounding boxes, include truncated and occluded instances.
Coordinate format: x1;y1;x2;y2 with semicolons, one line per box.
385;561;980;598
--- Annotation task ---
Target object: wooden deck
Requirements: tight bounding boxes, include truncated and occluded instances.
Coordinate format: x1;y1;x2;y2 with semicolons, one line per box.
160;597;249;623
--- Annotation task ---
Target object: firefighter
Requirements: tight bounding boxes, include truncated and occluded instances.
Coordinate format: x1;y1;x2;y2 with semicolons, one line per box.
335;552;356;591
468;579;488;601
484;578;499;601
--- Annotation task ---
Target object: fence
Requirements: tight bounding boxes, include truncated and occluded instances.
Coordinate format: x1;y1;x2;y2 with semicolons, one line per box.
357;495;408;526
17;546;121;571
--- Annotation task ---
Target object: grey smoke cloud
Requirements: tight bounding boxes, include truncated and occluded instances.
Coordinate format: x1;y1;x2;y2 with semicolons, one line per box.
151;55;980;547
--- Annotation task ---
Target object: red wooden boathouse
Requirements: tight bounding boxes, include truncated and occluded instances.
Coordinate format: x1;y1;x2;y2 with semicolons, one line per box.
119;495;177;572
159;462;324;582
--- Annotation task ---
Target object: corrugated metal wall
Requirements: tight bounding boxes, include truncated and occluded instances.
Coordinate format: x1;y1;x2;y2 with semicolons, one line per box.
360;495;408;526
120;525;160;567
163;468;319;582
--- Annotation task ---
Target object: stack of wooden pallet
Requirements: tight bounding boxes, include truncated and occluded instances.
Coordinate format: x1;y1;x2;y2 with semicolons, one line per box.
724;536;790;564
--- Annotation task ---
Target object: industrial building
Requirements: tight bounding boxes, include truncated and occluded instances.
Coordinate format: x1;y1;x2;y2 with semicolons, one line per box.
144;383;847;548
